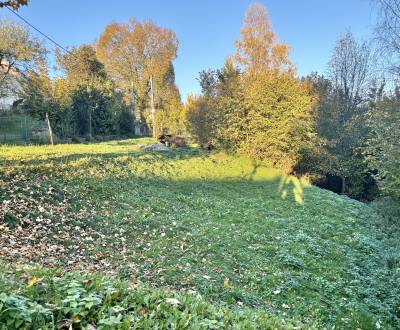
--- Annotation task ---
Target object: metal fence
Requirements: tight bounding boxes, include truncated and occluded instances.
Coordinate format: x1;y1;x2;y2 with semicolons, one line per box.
0;114;45;144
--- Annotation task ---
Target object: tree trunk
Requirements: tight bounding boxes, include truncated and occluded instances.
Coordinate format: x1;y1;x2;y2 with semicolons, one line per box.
149;76;156;137
131;81;136;133
341;176;346;195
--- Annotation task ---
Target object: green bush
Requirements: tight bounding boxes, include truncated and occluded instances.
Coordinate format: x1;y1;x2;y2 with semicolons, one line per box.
370;197;400;226
71;136;86;144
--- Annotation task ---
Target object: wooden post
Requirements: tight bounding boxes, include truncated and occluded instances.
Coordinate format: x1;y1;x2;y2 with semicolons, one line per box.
45;112;54;145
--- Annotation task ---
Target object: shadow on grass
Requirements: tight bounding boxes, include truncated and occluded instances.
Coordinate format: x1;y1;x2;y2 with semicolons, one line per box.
241;160;306;204
70;164;309;206
1;146;308;205
0;146;207;166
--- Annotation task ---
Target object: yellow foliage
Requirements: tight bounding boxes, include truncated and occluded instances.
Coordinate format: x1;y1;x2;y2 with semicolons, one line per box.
234;3;293;75
27;276;39;287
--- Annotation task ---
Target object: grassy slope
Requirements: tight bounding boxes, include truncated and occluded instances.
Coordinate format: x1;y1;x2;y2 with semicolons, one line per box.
0;138;398;328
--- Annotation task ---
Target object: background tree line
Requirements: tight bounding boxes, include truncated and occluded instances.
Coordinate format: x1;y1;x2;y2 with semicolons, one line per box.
184;2;399;201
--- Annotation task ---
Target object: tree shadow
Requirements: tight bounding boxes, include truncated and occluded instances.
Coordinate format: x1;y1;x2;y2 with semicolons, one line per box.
0;145;208;166
1;144;307;204
242;159;306;204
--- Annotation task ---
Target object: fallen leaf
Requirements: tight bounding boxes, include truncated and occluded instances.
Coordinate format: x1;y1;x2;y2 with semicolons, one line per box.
165;298;180;305
131;276;138;289
223;277;233;288
27;276;39;287
139;307;147;316
71;315;81;323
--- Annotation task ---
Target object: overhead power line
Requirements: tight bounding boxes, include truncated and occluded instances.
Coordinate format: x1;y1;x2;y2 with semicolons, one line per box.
5;6;72;55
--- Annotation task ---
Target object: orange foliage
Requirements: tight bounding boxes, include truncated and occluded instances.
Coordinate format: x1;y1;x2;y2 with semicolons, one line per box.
234;3;293;75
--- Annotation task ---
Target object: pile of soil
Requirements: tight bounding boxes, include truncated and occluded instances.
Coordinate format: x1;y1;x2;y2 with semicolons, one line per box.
142;143;171;152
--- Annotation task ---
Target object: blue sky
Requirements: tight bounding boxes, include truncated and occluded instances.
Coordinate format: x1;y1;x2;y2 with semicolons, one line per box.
1;0;377;99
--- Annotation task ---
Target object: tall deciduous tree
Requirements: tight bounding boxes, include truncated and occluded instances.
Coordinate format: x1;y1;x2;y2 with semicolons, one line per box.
0;19;45;91
234;3;293;75
375;0;400;76
185;94;214;145
187;4;315;172
56;45;107;87
324;32;372;196
151;62;183;136
364;89;400;199
234;4;314;171
19;60;53;119
329;32;371;121
212;60;246;151
55;45;121;138
97;19;178;131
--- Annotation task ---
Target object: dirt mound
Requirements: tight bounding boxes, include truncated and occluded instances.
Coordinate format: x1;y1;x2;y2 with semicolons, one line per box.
142;143;171;152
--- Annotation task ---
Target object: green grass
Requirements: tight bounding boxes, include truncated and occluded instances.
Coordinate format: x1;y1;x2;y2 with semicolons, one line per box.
1;138;399;329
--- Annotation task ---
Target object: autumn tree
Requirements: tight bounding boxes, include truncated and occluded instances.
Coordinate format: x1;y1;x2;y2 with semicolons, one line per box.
0;19;45;96
0;0;28;9
210;60;246;150
233;3;314;171
97;19;179;134
53;45;124;138
19;60;53;119
56;45;107;87
187;4;315;172
186;67;227;146
151;62;183;136
154;92;184;136
234;3;293;75
185;94;213;145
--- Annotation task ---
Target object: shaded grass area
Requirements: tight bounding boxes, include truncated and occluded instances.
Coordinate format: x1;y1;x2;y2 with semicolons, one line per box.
0;138;399;328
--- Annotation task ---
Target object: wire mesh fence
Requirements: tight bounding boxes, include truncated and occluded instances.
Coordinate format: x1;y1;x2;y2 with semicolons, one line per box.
0;114;46;145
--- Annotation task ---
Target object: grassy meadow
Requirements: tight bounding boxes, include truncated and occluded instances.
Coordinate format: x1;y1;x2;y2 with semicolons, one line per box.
0;138;399;329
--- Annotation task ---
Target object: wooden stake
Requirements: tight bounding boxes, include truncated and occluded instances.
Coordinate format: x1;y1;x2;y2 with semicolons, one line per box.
45;112;54;145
